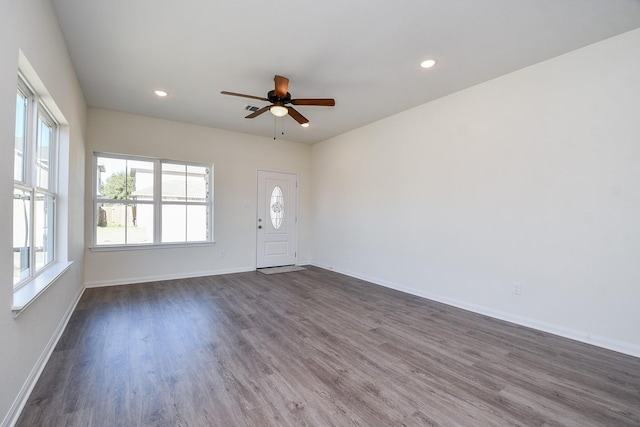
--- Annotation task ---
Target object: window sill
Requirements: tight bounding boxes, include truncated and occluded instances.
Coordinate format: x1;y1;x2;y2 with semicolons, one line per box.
12;261;73;317
89;241;216;252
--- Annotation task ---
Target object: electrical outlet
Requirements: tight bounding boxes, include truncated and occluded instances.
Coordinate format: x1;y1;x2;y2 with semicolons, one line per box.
219;251;225;258
512;282;522;296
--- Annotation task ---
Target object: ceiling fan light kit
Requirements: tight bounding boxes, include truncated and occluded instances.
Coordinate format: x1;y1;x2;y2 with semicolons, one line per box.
221;75;335;128
270;105;288;117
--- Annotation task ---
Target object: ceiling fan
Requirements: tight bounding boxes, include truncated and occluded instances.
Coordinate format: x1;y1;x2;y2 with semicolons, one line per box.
221;75;335;126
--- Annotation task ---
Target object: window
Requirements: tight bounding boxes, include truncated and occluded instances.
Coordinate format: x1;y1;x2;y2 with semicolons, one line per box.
94;153;213;247
161;163;210;243
13;75;58;289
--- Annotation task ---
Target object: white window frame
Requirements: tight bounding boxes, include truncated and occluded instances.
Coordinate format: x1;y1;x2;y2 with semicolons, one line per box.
92;152;214;249
13;74;59;292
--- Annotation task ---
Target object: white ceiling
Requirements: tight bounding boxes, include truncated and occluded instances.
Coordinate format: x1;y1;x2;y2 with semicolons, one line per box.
51;0;640;144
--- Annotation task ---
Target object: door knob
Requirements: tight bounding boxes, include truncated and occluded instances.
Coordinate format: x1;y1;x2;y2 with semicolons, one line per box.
258;225;262;229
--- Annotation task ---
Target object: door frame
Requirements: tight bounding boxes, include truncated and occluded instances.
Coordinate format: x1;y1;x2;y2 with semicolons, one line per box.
255;169;299;268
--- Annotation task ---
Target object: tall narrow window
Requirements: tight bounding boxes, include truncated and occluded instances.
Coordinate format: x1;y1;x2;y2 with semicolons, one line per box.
15;88;27;182
13;75;58;289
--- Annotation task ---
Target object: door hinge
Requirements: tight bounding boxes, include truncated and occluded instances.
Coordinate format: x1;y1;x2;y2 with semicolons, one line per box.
295;251;297;258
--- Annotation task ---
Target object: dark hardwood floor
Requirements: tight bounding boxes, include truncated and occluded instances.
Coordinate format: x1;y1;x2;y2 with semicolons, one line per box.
17;266;640;426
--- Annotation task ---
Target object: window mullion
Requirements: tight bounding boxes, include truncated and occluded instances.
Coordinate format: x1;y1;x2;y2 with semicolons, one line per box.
154;159;162;244
28;188;36;280
207;167;213;241
184;167;188;241
124;159;129;245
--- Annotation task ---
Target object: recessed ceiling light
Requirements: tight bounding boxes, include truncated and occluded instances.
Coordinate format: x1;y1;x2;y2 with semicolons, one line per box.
420;59;436;69
301;122;310;128
154;90;168;97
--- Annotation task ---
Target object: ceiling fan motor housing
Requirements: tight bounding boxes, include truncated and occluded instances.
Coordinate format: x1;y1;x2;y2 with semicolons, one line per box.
268;90;292;104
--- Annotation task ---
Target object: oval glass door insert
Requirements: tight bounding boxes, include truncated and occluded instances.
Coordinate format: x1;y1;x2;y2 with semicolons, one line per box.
270;186;284;229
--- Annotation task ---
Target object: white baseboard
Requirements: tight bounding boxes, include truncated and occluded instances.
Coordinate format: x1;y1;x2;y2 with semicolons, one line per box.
84;266;256;288
310;262;640;359
2;286;85;427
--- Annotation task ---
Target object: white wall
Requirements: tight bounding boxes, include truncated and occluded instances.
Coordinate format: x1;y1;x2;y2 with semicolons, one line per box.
0;0;87;425
84;108;312;286
311;29;640;356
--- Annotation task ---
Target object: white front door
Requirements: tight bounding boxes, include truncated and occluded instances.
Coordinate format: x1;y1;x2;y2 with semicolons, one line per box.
256;170;298;268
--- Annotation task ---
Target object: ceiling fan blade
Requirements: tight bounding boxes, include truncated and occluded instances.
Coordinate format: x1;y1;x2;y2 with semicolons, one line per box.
290;98;336;106
287;107;309;125
274;75;289;98
221;91;269;102
245;105;270;119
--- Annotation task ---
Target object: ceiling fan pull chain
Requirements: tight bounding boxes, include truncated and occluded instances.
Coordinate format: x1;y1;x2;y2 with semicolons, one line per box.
273;116;277;140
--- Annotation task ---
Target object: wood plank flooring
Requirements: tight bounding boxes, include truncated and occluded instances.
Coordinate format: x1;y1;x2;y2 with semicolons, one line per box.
17;266;640;426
